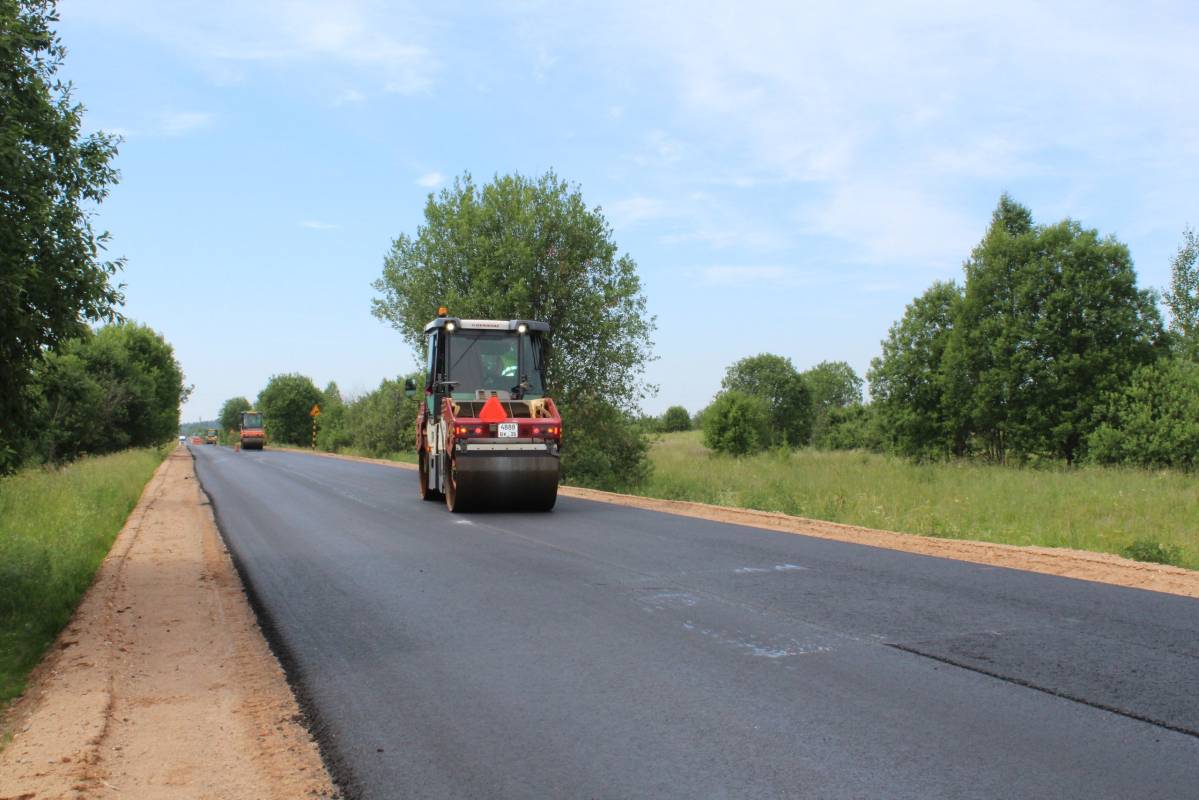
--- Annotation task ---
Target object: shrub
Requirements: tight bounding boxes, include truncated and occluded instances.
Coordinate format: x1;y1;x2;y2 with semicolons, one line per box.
660;405;691;432
1122;539;1185;566
702;391;772;456
560;397;651;490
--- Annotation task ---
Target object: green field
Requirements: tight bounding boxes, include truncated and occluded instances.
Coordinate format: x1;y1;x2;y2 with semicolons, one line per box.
0;447;167;707
638;432;1198;569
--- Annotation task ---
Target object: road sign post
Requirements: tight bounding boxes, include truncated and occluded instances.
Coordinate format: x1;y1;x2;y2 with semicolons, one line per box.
310;403;321;450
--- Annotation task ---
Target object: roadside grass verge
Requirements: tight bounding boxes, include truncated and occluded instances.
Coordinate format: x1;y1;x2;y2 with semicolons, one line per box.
639;432;1199;570
0;447;167;707
264;443;418;465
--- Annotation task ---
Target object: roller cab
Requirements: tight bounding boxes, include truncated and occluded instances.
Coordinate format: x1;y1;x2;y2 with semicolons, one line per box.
416;310;561;512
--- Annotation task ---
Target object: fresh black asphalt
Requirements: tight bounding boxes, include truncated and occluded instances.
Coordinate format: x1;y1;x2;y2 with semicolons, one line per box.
190;445;1199;799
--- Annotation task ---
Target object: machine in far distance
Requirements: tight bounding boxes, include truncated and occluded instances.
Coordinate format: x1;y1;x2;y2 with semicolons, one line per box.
205;428;219;445
240;410;265;450
414;308;561;512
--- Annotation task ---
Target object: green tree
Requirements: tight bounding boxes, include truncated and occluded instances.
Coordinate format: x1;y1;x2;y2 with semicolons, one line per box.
341;377;420;456
370;171;656;488
218;396;251;442
0;1;123;470
35;322;187;460
802;360;864;447
559;397;651;489
315;381;352;451
946;196;1162;463
660;405;691;432
720;354;812;446
819;403;881;451
1088;359;1199;470
256;374;321;446
1164;227;1199;361
868;281;963;459
702;391;772;456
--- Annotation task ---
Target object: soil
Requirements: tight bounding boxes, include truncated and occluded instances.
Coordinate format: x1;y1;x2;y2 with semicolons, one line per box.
301;448;1199;599
0;448;336;800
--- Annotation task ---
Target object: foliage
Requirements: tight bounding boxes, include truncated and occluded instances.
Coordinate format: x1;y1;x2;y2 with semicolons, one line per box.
35;322;187;461
641;431;1199;570
660;405;691;432
370;170;655;489
1;446;165;704
1164;227;1199;361
218;396;251;441
559;397;651;490
720;353;812;446
803;360;864;447
343;377;419;457
1121;539;1185;567
256;373;322;446
1087;359;1199;470
702;390;772;456
315;381;353;451
868;281;963;459
0;0;123;472
943;196;1162;463
819;403;881;451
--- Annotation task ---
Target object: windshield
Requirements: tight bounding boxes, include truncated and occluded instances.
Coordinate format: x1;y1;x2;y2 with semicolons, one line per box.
242;413;263;428
446;331;544;395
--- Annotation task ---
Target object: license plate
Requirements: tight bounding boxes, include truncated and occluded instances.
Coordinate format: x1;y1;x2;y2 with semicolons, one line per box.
497;423;519;438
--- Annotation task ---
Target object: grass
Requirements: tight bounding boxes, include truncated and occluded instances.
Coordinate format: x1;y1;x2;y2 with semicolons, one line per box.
638;431;1199;570
0;447;167;707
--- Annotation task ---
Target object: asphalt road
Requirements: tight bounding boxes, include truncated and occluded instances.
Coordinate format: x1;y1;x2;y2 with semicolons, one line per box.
191;445;1199;799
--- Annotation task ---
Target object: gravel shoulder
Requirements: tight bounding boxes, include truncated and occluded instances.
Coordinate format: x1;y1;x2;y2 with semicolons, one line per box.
0;447;336;799
299;447;1199;599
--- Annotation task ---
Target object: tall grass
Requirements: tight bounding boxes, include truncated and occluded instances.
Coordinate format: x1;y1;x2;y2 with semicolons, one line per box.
639;432;1199;569
0;447;167;706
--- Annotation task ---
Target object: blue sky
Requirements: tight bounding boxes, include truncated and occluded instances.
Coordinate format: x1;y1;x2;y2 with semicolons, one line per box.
57;1;1199;421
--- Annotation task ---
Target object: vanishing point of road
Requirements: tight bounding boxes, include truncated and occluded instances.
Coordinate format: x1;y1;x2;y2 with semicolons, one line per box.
190;445;1199;799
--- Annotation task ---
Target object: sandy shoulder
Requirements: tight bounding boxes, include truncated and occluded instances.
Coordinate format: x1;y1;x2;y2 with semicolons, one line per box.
0;448;336;800
294;447;1199;599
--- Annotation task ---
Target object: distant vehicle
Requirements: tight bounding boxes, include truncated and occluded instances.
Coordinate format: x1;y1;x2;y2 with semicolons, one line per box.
179;435;187;445
205;428;219;445
191;435;204;445
240;410;265;450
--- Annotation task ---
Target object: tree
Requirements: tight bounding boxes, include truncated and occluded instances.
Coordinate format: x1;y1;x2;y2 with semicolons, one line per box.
802;360;864;447
370;170;656;488
1164;227;1199;361
946;196;1162;463
720;354;812;446
702;391;772;456
256;374;321;446
315;381;352;452
559;397;651;489
35;322;187;460
660;405;691;432
868;281;963;459
1;1;123;471
819;403;881;451
341;377;418;457
1088;359;1199;470
218;396;251;441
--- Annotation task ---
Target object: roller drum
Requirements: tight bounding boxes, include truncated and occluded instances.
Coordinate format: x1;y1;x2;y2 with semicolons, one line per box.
447;450;559;512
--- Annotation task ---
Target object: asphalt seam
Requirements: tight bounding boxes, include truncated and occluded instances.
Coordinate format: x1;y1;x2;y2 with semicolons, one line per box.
886;642;1199;740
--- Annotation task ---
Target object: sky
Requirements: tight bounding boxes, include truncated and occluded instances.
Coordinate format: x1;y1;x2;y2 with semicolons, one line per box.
55;0;1199;422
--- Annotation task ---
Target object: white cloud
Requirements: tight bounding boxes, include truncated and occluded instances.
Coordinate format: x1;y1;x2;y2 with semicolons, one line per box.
700;266;787;286
157;111;214;136
416;172;445;188
68;0;438;94
299;220;340;230
608;196;670;227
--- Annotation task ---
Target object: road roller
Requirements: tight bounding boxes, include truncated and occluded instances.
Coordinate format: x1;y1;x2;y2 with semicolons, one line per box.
414;308;561;512
240;409;266;450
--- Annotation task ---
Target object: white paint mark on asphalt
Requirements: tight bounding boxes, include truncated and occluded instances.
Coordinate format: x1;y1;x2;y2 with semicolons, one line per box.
734;563;808;574
455;520;474;526
641;591;699;609
681;621;832;659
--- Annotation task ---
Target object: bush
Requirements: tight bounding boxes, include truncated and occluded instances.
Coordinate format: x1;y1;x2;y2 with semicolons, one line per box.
1087;359;1199;469
702;391;772;456
721;354;812;446
660;405;691;432
818;403;882;451
257;374;322;446
341;377;419;457
1122;539;1185;566
560;397;651;490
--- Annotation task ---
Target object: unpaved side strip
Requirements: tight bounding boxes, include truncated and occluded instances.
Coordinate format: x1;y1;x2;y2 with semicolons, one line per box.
288;447;1199;599
0;448;336;800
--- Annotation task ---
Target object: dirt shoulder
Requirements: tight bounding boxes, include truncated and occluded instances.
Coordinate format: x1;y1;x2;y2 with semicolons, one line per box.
295;447;1199;599
0;448;336;799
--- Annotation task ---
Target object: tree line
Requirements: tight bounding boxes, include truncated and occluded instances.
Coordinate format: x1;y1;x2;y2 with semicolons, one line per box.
691;196;1199;471
1;3;188;472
